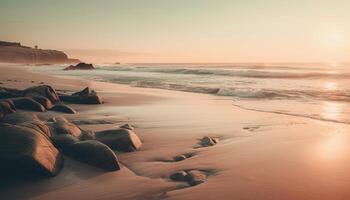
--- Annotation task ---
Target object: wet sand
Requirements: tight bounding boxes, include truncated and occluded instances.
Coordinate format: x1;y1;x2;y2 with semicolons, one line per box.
1;64;350;200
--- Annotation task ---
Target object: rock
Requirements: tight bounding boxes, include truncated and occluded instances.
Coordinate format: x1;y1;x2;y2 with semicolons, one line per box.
64;62;95;70
120;123;134;130
52;134;79;149
50;104;76;114
95;128;142;152
64;140;120;171
0;87;22;99
0;124;63;176
200;136;219;147
59;87;103;104
59;94;103;104
185;170;207;186
31;96;53;109
170;171;187;182
48;116;69;123
79;129;95;141
72;87;93;96
23;85;60;103
19;120;51;137
10;97;45;112
0;100;16;117
48;121;82;138
0;112;40;124
70;119;115;125
174;155;187;161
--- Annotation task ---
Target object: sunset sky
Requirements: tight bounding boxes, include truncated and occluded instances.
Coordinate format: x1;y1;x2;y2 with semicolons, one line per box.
1;0;349;63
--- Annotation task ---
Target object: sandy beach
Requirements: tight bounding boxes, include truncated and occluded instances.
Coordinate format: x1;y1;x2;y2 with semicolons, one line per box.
0;64;349;200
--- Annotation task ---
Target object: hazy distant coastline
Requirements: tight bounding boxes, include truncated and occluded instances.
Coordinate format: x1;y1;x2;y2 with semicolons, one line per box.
0;41;79;64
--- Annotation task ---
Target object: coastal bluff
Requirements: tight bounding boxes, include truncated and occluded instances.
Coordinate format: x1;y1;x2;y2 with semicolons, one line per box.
0;41;79;64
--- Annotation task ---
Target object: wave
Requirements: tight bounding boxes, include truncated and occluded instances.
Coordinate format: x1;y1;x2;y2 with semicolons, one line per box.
99;77;350;102
231;103;350;124
99;65;350;79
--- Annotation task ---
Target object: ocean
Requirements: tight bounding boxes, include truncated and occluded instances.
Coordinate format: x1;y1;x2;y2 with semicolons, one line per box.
29;63;350;124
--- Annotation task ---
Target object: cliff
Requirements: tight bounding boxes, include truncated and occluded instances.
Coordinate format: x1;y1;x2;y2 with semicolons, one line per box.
0;41;79;64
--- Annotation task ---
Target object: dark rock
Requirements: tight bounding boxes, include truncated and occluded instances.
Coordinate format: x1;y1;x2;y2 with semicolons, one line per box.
50;104;76;114
10;97;45;112
64;62;95;70
31;96;53;109
59;94;103;104
0;100;16;117
19;120;51;137
79;129;95;141
170;171;187;181
71;119;115;125
0;112;40;124
174;155;187;161
200;136;219;147
0;87;22;99
47;116;69;123
185;170;207;186
95;128;142;152
72;87;94;96
47;121;82;138
52;134;79;149
64;140;120;171
0;124;63;176
23;85;60;103
59;87;103;104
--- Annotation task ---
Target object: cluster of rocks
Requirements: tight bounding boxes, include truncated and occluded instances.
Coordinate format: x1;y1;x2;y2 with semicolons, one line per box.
0;85;103;115
64;62;95;70
0;85;142;177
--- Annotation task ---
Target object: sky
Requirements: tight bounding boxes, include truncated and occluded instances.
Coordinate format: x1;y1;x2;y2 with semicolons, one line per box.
0;0;349;63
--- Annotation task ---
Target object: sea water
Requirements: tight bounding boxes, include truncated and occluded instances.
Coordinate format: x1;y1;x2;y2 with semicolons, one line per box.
30;62;350;124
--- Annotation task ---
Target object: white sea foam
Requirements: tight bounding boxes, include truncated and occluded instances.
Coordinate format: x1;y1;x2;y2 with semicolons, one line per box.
29;63;350;123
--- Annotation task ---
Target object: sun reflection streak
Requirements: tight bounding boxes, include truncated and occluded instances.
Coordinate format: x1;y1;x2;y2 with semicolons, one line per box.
321;101;343;121
315;127;347;162
323;81;337;91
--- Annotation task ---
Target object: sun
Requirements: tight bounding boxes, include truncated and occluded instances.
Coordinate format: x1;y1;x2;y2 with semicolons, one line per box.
324;31;342;48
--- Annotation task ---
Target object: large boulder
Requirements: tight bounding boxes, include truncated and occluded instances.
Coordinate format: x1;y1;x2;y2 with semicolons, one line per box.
64;62;95;70
95;128;142;152
50;104;76;114
0;100;16;117
0;124;63;176
10;97;45;112
0;87;22;99
64;140;120;171
31;96;53;109
19;120;51;137
47;121;82;138
79;129;96;141
59;87;103;104
0;112;40;124
72;87;92;96
23;85;60;103
48;116;69;123
51;134;79;150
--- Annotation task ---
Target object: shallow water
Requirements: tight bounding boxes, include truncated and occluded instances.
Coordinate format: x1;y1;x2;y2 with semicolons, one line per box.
29;62;350;124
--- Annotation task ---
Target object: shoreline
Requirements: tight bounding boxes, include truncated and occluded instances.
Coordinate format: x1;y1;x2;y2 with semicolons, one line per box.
1;64;350;200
